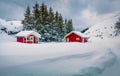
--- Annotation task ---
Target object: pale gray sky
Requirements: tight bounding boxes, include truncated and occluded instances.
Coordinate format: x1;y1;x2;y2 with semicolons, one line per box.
0;0;120;30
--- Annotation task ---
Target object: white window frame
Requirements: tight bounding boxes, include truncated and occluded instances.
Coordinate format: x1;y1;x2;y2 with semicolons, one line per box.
76;38;80;40
30;36;34;43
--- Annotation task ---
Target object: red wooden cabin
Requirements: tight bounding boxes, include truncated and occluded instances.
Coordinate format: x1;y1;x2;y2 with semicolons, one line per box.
16;31;41;44
65;31;89;43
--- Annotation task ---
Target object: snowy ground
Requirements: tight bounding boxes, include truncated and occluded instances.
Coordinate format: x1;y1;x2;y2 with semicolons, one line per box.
0;33;120;76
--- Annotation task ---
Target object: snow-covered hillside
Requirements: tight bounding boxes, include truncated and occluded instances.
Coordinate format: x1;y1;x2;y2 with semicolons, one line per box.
85;12;120;39
0;18;23;34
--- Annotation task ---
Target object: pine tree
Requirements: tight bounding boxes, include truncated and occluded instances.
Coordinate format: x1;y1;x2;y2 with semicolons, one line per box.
32;2;41;31
58;14;64;41
66;19;74;33
55;11;59;23
40;3;49;25
64;19;68;35
51;11;59;41
48;7;54;24
40;3;51;42
22;5;32;30
48;7;55;41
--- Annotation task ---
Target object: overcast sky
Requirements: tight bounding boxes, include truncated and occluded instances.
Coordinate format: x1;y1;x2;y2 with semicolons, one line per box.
0;0;120;30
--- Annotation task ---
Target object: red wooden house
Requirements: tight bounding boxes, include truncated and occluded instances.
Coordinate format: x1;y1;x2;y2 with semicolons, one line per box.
65;31;89;43
16;31;41;44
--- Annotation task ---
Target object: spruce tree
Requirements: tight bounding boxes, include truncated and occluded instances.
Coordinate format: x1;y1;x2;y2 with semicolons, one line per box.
40;3;50;42
40;3;49;25
49;7;54;24
48;7;55;41
52;11;59;41
64;19;68;35
32;2;41;31
58;14;64;41
66;19;74;33
55;11;59;23
22;5;32;30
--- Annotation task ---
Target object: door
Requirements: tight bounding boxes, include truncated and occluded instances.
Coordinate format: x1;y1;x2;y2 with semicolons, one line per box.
30;36;34;43
66;38;69;42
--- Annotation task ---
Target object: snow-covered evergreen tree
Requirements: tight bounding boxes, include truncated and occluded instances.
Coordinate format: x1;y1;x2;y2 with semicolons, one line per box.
57;14;64;41
22;5;32;30
32;2;41;31
66;19;74;33
40;3;50;42
22;3;74;42
48;7;56;41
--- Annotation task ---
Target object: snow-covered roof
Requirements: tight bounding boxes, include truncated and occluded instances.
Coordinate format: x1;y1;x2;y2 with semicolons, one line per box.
65;31;89;38
16;31;41;37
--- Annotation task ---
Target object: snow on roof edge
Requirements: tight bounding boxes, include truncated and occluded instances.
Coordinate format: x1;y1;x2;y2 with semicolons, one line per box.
15;31;41;37
65;31;89;38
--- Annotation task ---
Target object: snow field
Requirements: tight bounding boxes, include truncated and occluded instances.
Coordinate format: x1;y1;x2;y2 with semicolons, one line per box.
0;37;119;76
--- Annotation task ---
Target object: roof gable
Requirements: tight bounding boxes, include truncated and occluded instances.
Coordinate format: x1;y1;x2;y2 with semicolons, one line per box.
65;31;89;38
16;31;41;37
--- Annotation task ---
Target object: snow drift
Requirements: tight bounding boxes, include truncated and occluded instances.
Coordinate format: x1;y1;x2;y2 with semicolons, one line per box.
0;36;118;76
0;49;116;76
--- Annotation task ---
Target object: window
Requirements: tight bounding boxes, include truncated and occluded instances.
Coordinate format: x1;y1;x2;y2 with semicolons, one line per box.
76;38;80;40
27;38;29;40
30;37;33;40
29;36;34;41
67;38;69;42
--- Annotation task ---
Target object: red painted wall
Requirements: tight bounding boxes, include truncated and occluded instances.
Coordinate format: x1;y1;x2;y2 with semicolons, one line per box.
17;37;24;43
17;35;38;44
66;33;83;42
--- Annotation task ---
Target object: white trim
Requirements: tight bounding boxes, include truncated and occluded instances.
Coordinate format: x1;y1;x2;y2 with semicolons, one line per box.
30;36;34;43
